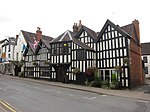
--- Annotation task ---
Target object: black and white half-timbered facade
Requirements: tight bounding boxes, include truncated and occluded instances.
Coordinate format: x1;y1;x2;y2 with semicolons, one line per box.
23;20;144;89
23;28;53;79
97;19;144;88
24;42;35;77
97;20;130;88
75;26;97;67
50;30;95;83
35;36;53;79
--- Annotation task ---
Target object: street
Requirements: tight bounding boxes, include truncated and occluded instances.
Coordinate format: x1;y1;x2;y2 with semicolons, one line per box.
0;75;150;112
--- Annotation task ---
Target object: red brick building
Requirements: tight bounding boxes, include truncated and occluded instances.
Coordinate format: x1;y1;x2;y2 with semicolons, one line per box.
121;20;144;88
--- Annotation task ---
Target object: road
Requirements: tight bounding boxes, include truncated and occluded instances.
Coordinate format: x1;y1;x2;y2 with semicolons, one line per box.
0;75;150;112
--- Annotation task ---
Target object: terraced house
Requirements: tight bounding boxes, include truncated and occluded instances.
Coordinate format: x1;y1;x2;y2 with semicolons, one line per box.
23;19;144;89
50;30;95;84
96;20;144;88
23;28;53;78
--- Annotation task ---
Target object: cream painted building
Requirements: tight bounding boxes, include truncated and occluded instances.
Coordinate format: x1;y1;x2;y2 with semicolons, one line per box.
142;42;150;78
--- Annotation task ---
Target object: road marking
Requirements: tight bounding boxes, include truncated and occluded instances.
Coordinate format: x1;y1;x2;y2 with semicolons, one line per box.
101;94;107;97
0;100;17;112
83;97;96;100
137;100;149;104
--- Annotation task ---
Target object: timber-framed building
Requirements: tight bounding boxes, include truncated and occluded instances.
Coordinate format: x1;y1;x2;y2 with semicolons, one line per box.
23;19;144;89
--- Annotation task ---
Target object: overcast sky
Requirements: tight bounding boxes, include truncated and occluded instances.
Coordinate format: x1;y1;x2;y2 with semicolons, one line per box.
0;0;149;43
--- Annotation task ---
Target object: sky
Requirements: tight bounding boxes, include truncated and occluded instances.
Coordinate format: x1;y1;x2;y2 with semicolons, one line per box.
0;0;149;43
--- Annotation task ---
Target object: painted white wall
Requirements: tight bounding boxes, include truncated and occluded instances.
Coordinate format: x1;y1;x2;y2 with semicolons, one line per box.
142;55;150;78
14;31;26;61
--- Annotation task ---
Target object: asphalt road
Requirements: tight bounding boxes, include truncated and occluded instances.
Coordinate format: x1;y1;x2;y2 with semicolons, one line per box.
0;75;150;112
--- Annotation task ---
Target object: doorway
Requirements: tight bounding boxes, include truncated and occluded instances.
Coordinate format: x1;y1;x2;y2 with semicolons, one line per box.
52;64;70;82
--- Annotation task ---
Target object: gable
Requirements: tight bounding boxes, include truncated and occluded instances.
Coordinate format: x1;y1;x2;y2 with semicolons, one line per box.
97;20;130;42
76;26;97;42
23;44;34;56
78;30;94;43
38;42;48;54
16;31;27;52
51;30;74;43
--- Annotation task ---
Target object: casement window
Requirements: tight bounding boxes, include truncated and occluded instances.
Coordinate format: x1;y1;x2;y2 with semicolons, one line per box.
40;54;47;60
76;50;86;60
29;56;32;61
53;48;57;55
143;57;148;63
63;46;69;54
8;54;10;58
16;52;18;61
8;44;11;52
25;56;28;61
145;67;148;74
5;46;7;52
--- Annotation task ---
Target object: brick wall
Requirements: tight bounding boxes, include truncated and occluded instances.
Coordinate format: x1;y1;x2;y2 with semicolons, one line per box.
130;40;144;88
36;27;42;41
129;20;144;88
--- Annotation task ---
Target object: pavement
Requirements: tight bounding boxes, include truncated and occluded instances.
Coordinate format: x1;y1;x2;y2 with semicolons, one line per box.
4;75;150;101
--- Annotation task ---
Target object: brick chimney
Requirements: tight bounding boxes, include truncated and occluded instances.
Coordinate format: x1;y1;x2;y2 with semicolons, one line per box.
36;27;42;41
78;20;82;31
73;23;78;34
132;19;140;43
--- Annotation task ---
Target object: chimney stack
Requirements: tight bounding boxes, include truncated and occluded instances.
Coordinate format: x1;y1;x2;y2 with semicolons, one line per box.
73;23;78;34
132;19;140;43
78;20;82;31
36;27;42;41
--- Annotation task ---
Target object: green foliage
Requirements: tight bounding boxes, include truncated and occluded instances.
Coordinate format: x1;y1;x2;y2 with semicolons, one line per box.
110;73;120;89
115;66;122;73
101;80;110;89
73;68;80;74
18;71;24;78
112;73;117;82
90;80;101;87
11;60;24;67
44;60;51;65
123;57;129;65
86;67;98;76
85;79;90;86
32;61;38;66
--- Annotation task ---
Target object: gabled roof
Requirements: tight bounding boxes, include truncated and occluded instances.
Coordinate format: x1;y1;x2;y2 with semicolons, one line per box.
51;30;95;51
97;19;131;42
23;43;35;56
0;39;8;44
21;30;36;44
2;43;9;47
21;30;53;54
21;30;52;44
35;36;53;53
75;25;97;41
141;42;150;55
51;30;75;43
72;37;95;51
121;23;139;44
